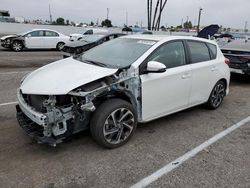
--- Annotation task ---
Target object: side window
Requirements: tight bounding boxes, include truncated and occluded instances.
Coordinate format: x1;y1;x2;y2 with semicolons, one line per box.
45;31;59;37
148;41;186;69
84;30;93;35
207;43;217;60
187;41;211;63
28;31;44;37
109;35;115;40
103;37;110;42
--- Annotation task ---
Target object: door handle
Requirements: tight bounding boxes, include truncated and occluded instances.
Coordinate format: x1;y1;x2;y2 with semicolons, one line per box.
211;66;217;71
182;73;191;79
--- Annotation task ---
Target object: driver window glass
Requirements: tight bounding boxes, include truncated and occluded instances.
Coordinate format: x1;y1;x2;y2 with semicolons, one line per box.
29;31;44;37
148;41;186;69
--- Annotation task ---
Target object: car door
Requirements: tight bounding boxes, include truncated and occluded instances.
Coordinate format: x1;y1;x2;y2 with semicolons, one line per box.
25;30;44;48
140;40;192;122
186;40;220;106
43;31;60;48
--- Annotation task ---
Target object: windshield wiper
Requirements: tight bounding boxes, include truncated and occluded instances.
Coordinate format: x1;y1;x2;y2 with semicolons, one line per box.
83;60;107;67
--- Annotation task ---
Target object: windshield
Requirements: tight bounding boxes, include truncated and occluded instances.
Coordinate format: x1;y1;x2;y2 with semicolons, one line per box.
17;31;29;36
80;38;156;68
81;35;104;43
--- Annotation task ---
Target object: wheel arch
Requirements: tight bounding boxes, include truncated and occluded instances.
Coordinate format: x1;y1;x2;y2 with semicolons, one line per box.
218;78;228;90
93;90;137;111
12;39;25;47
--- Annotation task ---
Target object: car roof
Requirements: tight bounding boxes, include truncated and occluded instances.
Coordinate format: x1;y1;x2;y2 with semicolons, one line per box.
30;29;60;33
122;34;217;45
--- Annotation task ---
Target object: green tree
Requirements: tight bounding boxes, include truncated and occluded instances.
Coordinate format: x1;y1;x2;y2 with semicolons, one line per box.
101;19;112;27
176;25;183;29
90;21;94;26
56;17;65;25
184;21;192;29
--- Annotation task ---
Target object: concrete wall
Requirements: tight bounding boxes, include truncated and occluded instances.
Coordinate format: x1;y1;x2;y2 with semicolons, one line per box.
0;22;119;35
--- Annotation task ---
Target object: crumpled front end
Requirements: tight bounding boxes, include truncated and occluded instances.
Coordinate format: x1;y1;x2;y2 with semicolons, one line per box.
16;89;91;146
16;67;141;146
1;38;11;48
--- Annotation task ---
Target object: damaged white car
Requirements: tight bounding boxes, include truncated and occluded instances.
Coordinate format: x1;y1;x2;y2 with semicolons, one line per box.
16;35;230;148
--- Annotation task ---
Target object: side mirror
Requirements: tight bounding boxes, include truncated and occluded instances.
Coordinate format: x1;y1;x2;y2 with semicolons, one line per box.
146;61;167;73
27;34;31;37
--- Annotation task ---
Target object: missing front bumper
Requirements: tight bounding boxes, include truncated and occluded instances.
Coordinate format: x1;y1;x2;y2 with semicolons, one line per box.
16;105;65;146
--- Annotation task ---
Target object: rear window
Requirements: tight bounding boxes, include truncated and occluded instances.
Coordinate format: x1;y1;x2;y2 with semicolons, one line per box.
207;43;217;59
187;41;211;63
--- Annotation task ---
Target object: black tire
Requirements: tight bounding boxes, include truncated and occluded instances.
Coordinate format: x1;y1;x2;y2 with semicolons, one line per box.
90;99;137;149
12;41;23;52
206;80;226;110
56;42;65;51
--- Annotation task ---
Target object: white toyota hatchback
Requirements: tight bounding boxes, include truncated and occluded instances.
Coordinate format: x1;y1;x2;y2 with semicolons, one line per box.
16;35;230;148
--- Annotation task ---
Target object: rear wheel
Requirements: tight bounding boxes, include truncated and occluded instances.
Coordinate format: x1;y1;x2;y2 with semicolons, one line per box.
206;81;226;109
90;99;137;148
56;42;65;51
12;41;23;52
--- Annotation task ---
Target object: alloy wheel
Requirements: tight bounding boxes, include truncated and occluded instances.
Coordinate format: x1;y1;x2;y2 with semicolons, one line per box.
210;83;225;108
103;108;135;145
12;42;22;51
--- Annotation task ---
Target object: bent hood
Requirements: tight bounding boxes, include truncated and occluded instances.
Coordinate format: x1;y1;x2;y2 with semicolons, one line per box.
21;58;118;95
0;35;17;40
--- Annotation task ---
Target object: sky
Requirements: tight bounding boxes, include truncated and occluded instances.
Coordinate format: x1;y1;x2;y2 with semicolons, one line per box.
1;0;249;29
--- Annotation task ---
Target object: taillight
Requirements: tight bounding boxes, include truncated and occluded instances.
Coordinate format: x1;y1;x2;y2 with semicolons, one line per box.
225;58;230;65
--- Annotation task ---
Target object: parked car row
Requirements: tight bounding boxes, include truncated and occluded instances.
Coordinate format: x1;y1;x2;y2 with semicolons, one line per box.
16;35;230;148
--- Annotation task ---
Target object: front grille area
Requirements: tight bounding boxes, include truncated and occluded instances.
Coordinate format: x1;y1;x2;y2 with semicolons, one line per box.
21;93;48;113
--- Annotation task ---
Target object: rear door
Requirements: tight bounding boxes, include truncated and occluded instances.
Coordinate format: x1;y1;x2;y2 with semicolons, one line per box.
140;40;192;121
25;30;44;48
186;40;220;106
43;31;60;48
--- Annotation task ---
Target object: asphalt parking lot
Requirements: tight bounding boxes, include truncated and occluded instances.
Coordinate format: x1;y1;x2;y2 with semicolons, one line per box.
0;46;249;188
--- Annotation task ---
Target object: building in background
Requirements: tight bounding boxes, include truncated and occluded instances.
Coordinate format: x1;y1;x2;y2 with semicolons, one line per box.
14;16;25;23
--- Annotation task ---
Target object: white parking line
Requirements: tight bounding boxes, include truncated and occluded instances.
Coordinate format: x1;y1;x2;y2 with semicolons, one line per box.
0;71;31;75
131;116;250;188
0;101;18;107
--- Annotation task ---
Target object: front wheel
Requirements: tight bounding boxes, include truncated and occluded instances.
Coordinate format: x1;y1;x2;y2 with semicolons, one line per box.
206;81;226;109
12;41;23;52
90;99;137;148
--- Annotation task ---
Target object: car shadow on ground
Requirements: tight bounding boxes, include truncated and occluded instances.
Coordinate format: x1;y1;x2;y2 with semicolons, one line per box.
230;74;250;85
30;105;204;153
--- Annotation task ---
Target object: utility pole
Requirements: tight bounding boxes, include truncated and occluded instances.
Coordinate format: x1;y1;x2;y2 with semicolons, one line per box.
244;21;248;33
49;4;52;23
107;8;109;20
197;8;203;33
126;11;128;26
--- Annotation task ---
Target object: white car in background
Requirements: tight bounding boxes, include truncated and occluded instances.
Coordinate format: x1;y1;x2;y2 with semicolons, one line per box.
0;29;69;51
16;35;230;148
69;28;108;41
